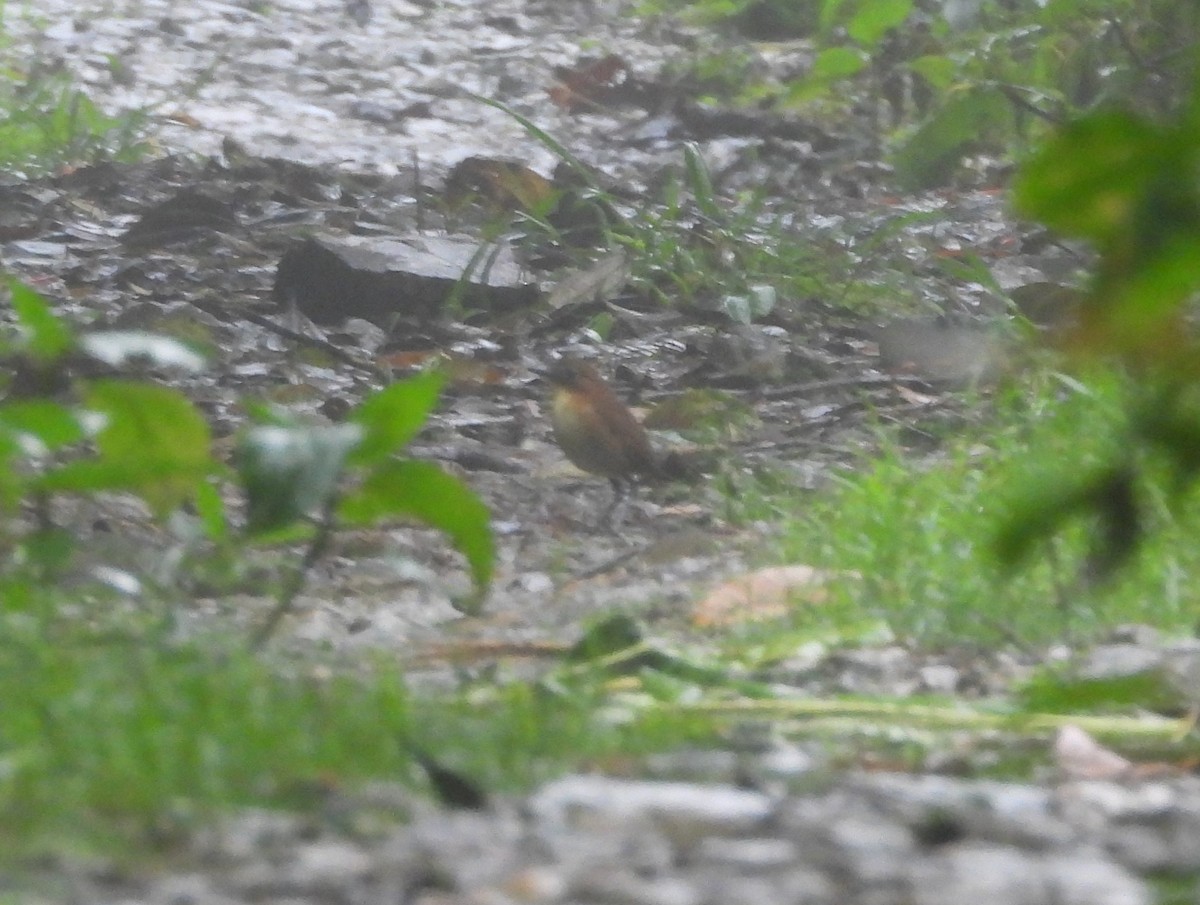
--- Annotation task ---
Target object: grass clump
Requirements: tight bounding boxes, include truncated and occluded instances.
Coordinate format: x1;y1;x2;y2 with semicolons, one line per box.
754;370;1200;648
0;20;149;175
0;589;720;859
0;76;148;174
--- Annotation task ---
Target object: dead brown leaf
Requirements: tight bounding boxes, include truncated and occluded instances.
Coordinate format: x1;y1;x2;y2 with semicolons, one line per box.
547;54;628;112
445;156;556;212
693;565;857;628
1053;725;1132;780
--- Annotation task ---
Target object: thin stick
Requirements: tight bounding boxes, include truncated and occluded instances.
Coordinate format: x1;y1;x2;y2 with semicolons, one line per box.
759;373;937;400
250;497;338;650
571;544;645;580
193;297;386;379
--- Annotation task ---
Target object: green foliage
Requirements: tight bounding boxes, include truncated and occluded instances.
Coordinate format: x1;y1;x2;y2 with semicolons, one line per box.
891;85;1011;189
237;366;494;617
1019;663;1181;715
0;60;148;175
237;420;363;535
0;287;218;527
9;280;73;360
1015;104;1200;352
0;282;494;630
340;459;493;595
0;604;719;856
752;373;1200;646
480;98;838;317
641;0;1200;187
37;380;215;517
1000;82;1200;580
350;370;446;465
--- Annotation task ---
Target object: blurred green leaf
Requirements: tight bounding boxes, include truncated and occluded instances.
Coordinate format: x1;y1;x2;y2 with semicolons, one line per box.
1014;110;1200;355
847;0;912;46
237;421;362;535
722;294;754;325
351;370;445;466
193;478;229;542
37;381;213;517
683;141;722;222
787;47;867;102
720;284;775;324
0;400;85;453
909;55;957;91
994;464;1139;584
893;86;1009;189
1131;388;1200;491
9;280;73;361
567;613;645;663
819;0;851;36
340;459;493;596
1018;665;1179;714
586;311;615;340
0;430;23;512
1013;111;1177;243
21;527;75;577
811;45;867;81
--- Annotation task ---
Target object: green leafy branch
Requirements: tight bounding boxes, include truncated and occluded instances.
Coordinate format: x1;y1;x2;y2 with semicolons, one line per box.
240;371;494;646
0;281;494;641
997;78;1200;580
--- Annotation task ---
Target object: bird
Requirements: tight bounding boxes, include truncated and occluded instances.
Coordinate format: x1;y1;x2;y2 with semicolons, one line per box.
537;357;660;525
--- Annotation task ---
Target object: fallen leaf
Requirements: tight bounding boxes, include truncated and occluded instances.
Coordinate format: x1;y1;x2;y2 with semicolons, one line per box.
445;156;556;212
546;249;631;309
693;565;857;627
375;350;507;387
377;349;441;371
894;384;939;406
547;54;628;112
165;110;203;128
1053;725;1132;780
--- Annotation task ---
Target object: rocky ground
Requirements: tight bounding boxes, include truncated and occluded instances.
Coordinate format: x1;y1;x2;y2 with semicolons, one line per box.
3;1;1194;903
36;768;1200;905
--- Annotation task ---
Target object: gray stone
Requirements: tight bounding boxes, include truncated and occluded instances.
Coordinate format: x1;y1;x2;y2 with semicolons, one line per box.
571;869;699;905
147;874;240;905
908;844;1050;905
284;841;375;894
1042;851;1150;905
782;793;916;888
1057;779;1200;870
529;776;774;848
692;874;795;905
691;837;798;871
389;809;526;891
857;773;1074;848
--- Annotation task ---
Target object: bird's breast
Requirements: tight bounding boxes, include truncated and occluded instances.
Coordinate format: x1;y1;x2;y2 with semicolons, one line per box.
551;390;630;477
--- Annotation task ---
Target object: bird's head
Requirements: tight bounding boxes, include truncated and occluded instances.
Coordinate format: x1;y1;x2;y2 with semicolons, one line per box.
537;357;602;391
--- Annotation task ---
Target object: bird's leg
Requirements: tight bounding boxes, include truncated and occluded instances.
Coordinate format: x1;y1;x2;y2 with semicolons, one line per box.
599;477;631;531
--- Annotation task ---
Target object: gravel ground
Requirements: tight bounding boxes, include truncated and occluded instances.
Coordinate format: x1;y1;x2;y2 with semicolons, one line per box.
35;768;1200;904
4;2;1193;903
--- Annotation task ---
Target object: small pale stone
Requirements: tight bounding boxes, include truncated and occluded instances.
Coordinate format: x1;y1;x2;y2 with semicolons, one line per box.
502;865;569;903
530;776;773;845
1042;852;1149;905
571;869;699;905
918;664;960;693
693;837;797;870
909;844;1049;905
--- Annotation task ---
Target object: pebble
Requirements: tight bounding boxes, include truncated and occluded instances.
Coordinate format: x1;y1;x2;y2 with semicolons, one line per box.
529;775;774;844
